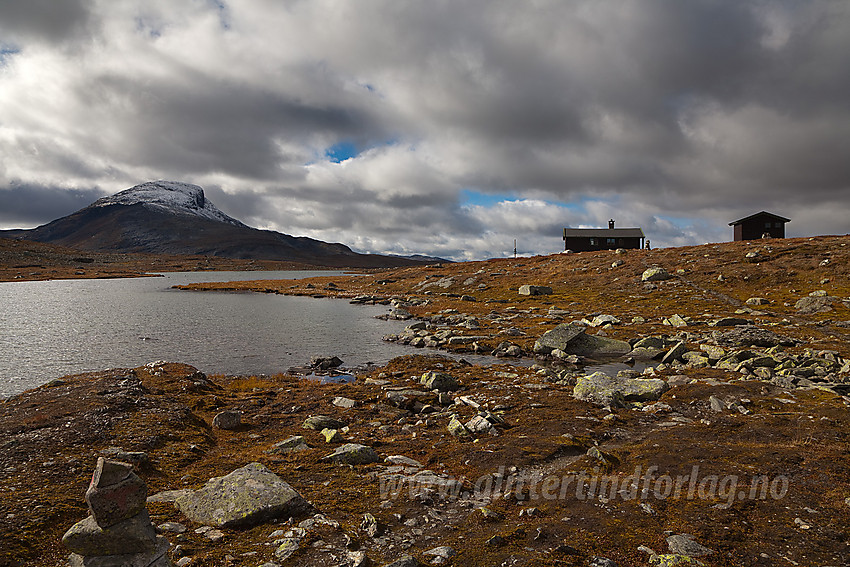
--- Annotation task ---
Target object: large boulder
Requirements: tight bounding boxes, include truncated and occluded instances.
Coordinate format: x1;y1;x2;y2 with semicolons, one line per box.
573;372;669;407
533;323;586;354
175;463;311;528
534;323;631;357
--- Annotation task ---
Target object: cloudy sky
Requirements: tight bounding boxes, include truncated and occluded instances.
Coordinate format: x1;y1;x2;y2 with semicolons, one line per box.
1;1;848;260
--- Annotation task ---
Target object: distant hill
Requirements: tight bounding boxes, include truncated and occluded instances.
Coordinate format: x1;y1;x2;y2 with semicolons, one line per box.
1;181;436;268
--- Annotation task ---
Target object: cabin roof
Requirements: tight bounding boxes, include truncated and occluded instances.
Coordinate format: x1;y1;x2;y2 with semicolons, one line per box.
729;211;791;226
563;228;645;238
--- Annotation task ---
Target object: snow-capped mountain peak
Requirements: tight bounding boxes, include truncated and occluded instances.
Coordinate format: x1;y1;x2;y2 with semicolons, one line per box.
91;181;246;227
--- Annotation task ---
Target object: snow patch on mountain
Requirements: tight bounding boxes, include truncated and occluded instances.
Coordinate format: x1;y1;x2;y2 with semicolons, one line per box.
91;181;247;227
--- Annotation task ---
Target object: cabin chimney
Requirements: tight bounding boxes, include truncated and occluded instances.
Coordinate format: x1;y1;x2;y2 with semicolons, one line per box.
608;219;615;229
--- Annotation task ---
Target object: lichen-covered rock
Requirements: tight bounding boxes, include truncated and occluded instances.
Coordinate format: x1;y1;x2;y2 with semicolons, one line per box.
649;554;706;566
420;371;460;392
175;463;311;528
447;415;471;437
323;443;381;465
573;372;669;407
85;457;147;528
641;267;672;281
62;510;158;556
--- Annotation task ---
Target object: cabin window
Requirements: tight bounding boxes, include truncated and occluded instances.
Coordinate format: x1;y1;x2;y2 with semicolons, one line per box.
606;238;616;246
765;222;771;228
590;238;598;246
775;222;782;228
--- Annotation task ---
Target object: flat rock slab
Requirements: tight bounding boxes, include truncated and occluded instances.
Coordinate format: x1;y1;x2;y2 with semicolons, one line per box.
68;535;173;567
323;443;381;465
715;326;795;347
63;510;157;556
302;415;347;430
175;462;310;528
574;372;669;407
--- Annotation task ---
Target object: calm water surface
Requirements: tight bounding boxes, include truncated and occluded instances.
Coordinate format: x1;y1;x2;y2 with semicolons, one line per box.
0;271;422;398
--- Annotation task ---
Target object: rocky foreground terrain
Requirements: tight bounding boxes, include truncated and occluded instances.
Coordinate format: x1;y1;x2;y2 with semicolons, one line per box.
1;235;849;567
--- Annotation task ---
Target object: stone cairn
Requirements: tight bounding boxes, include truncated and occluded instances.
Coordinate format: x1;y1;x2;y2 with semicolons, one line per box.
62;457;173;567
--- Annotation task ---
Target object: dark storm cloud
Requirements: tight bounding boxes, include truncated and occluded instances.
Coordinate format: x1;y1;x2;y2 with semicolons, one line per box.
0;0;95;44
0;183;104;227
0;1;848;258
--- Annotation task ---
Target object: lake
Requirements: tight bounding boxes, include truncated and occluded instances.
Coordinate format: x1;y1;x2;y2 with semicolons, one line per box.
0;271;423;398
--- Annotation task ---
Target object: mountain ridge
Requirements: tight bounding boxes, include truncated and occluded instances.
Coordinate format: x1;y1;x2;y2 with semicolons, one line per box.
2;181;435;268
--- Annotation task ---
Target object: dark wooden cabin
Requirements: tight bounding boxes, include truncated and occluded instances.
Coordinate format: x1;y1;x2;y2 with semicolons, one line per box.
563;220;645;252
729;211;790;241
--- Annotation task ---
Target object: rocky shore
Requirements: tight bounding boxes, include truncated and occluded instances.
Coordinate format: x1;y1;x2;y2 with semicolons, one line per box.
1;235;849;566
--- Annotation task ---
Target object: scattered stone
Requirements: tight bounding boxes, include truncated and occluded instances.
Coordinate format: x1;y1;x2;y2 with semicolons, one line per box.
175;462;311;528
303;415;347;431
745;297;770;306
420;371;460;392
266;435;311;454
447;415;471;438
518;285;553;296
664;314;688;328
385;455;423;468
323;443;381;465
212;410;242;430
361;512;382;537
332;396;357;408
666;534;713;557
710;317;751;327
708;396;725;412
321;428;343;443
795;296;834;314
715;326;795;348
649;555;705;566
424;545;455;563
383;556;422;567
589;558;618;567
641;267;673;282
661;342;687;364
310;355;343;370
156;521;187;534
